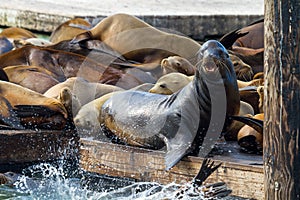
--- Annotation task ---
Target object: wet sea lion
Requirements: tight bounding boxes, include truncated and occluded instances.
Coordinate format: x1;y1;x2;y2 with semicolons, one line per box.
71;13;201;66
3;65;62;93
0;81;68;129
50;18;92;43
100;40;240;169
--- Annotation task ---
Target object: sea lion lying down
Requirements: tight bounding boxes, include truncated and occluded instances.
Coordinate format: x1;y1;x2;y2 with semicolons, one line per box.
100;40;240;169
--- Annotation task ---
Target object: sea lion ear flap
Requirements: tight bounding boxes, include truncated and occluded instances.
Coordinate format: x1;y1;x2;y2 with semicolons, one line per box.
70;31;93;44
228;115;263;134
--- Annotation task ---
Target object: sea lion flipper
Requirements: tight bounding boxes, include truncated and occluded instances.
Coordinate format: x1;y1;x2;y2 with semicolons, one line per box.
164;126;195;170
229;115;263;134
0;96;24;130
13;105;58;117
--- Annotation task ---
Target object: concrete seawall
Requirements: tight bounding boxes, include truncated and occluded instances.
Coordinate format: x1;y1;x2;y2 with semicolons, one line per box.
0;0;264;40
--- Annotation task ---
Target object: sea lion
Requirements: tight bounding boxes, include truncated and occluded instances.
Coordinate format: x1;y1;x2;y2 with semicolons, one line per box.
3;65;62;93
99;40;240;169
44;77;124;108
233;19;264;49
0;27;37;40
50;18;92;43
224;101;254;141
149;72;192;95
14;38;52;48
0;81;68;129
71;13;201;66
237;113;264;153
0;45;145;89
74;92;118;140
161;56;196;77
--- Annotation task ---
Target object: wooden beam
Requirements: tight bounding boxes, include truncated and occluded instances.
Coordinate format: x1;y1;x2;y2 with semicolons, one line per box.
264;0;300;199
0;130;78;164
80;139;264;199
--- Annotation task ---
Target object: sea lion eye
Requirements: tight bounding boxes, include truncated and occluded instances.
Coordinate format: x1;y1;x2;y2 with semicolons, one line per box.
160;84;166;88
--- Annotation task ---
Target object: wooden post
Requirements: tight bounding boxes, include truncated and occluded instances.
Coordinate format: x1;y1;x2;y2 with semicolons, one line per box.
264;0;300;199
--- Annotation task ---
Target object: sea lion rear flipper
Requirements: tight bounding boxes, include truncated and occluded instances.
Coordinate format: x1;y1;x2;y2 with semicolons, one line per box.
229;115;263;134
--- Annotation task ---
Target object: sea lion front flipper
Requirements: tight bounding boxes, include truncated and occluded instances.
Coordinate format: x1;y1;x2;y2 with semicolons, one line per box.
0;96;25;130
229;115;263;134
13;105;58;117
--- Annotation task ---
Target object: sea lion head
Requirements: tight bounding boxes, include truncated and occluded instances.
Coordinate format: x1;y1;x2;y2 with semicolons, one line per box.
161;56;196;76
197;40;234;81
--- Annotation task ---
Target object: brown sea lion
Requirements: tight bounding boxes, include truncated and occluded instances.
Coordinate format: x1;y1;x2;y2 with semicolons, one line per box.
0;81;68;129
224;101;254;141
71;13;201;66
237;113;264;153
233;19;264;49
50;18;92;43
0;27;37;40
0;45;145;89
229;53;253;81
14;38;52;48
3;65;62;93
229;47;264;74
99;40;240;169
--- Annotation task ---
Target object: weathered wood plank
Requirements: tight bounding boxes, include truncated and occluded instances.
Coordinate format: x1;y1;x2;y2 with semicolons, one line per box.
80;139;264;199
0;130;78;164
264;0;300;199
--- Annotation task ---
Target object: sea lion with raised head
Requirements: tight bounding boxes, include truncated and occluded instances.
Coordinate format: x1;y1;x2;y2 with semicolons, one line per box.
100;40;240;169
149;72;192;95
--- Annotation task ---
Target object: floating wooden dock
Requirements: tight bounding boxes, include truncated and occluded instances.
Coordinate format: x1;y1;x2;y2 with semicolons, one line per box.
80;138;264;199
0;130;78;166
